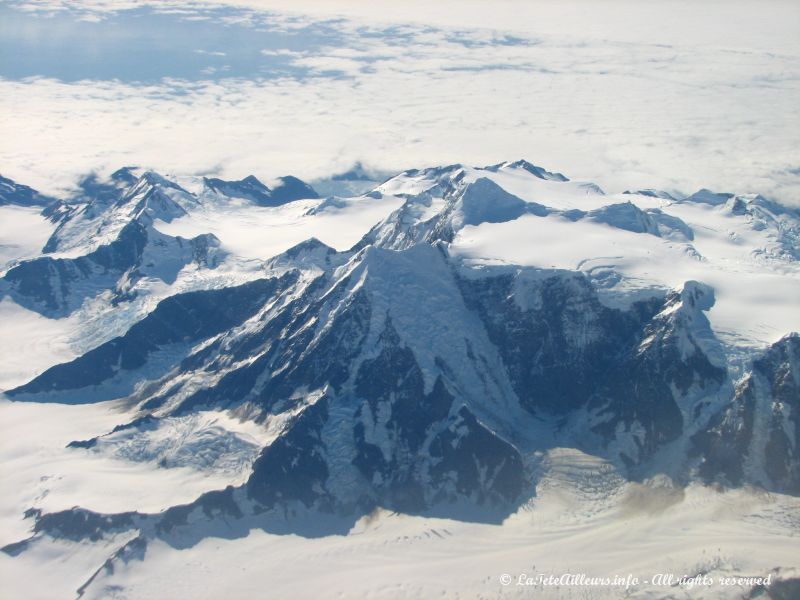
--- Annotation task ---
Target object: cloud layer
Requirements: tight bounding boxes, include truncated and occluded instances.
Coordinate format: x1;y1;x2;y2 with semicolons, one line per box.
1;1;799;204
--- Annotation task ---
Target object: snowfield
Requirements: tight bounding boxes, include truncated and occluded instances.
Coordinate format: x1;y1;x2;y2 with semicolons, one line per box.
155;193;404;261
1;398;798;600
0;205;55;271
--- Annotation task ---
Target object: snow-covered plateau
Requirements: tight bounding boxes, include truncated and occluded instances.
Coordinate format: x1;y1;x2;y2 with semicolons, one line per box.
0;161;798;599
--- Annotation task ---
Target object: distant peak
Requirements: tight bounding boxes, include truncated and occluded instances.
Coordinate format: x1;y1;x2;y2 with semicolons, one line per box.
204;174;318;206
285;237;336;255
140;170;170;186
331;162;374;182
266;237;340;272
623;188;677;201
0;174;56;207
457;177;548;223
110;166;140;186
269;176;319;203
682;188;733;206
485;159;569;182
241;174;268;188
122;171;189;200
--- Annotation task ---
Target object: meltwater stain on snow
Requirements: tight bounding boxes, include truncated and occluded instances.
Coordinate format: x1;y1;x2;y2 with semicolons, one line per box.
619;476;686;517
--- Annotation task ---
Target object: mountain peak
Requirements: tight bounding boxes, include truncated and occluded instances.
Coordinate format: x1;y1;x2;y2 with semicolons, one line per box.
110;166;141;186
0;174;57;207
623;188;677;201
455;177;536;227
137;170;186;192
269;175;320;204
203;174;318;206
241;174;266;187
682;188;734;206
331;162;376;182
485;159;569;181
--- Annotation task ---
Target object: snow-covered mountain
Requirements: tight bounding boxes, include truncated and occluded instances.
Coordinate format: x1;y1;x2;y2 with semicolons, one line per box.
0;169;223;316
1;160;799;599
203;174;319;207
0;175;56;207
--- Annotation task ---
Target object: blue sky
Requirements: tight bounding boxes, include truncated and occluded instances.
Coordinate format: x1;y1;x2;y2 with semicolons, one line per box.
0;5;347;82
1;0;798;205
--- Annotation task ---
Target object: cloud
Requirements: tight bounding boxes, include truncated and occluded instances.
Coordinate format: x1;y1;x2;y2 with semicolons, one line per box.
0;0;798;206
260;49;305;57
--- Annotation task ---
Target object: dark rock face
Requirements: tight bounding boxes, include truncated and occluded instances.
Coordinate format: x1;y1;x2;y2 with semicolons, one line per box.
158;487;243;533
171;274;370;416
33;508;138;542
683;188;734;206
460;271;660;415
245;317;526;515
429;406;524;505
592;284;726;463
270;176;320;204
204;175;274;205
462;273;728;465
247;397;332;510
622;189;676;201
352;323;456;511
692;377;756;486
693;334;799;493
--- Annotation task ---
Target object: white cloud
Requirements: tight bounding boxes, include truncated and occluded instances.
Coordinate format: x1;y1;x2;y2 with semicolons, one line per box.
1;0;798;205
195;49;227;57
259;48;305;57
291;55;364;76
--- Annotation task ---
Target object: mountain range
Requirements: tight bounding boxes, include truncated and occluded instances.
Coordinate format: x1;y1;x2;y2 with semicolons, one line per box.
0;160;798;598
